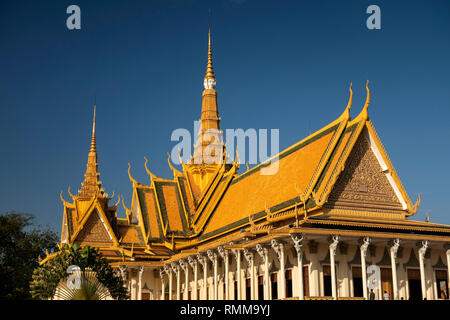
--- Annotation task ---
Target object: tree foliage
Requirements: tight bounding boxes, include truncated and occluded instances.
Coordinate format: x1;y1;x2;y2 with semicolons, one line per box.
0;212;58;299
30;244;129;300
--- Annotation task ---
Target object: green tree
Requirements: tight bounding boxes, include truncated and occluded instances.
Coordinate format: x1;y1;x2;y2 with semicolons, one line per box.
30;244;128;300
0;212;58;300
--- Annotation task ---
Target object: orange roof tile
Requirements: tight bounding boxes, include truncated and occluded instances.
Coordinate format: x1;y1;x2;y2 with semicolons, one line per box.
178;176;195;215
161;184;185;232
136;187;161;240
153;181;187;234
118;225;145;245
202;126;338;236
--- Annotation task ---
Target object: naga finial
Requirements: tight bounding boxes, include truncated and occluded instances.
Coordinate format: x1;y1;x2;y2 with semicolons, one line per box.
167;152;182;176
264;201;270;214
177;148;185;166
311;189;325;207
295;183;309;220
60;190;68;204
354;80;371;121
234;147;240;169
121;195;131;214
345;82;353;112
113;194;121;207
363;80;370;112
127;162;138;184
144;156;150;175
68;186;75;199
144;156;163;183
410;193;421;214
248;212;255;228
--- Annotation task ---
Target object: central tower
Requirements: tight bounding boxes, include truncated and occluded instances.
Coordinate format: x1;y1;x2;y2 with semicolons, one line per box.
187;29;231;194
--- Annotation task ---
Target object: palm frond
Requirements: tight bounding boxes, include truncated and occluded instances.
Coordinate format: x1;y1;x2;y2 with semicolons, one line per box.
56;269;111;300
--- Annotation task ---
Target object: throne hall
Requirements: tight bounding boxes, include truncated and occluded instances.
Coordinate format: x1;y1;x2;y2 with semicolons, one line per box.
47;30;450;301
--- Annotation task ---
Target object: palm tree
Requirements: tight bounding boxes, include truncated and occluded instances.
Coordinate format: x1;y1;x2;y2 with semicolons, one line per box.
56;269;111;300
30;245;128;300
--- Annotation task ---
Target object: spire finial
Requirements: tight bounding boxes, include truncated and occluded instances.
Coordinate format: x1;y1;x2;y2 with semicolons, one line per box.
78;104;105;198
204;27;216;89
90;104;97;153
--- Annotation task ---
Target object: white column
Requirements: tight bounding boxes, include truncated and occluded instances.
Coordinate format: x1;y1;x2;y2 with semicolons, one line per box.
256;244;269;299
271;239;285;300
179;259;188;300
291;234;304;300
171;262;180;300
446;246;450;300
418;241;429;300
270;239;286;299
360;237;370;300
119;265;128;292
188;256;197;300
389;239;400;300
225;249;230;300
329;235;339;300
168;270;173;300
164;265;172;300
197;253;207;300
159;268;166;300
243;248;254;300
138;266;144;300
207;250;218;300
130;269;137;300
218;246;229;300
232;249;242;300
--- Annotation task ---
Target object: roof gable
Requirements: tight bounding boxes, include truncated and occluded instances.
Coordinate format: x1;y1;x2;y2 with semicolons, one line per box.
325;127;405;213
69;199;119;246
73;209;115;246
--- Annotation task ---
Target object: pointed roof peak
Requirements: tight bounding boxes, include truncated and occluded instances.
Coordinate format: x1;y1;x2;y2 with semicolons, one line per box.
90;104;96;153
78;105;106;199
343;82;353;115
364;80;370;110
204;28;216;89
206;28;214;77
351;80;371;123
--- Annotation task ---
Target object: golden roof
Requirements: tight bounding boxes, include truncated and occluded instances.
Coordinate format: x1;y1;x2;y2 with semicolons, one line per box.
54;34;449;266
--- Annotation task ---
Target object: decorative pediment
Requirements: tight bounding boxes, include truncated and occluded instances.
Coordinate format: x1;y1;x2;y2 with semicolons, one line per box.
74;209;114;245
325;128;405;214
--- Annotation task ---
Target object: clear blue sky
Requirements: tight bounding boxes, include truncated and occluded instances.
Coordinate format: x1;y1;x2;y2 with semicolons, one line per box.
0;0;449;233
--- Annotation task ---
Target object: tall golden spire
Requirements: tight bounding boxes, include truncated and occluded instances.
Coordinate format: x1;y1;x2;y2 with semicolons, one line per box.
191;28;225;166
90;104;96;153
187;28;230;192
205;28;215;81
78;105;105;198
203;28;217;90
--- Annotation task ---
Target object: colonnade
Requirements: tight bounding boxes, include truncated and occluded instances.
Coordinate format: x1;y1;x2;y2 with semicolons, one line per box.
118;237;450;301
158;235;306;301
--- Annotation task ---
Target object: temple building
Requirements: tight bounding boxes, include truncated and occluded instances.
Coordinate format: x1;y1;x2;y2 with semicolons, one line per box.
49;30;450;301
